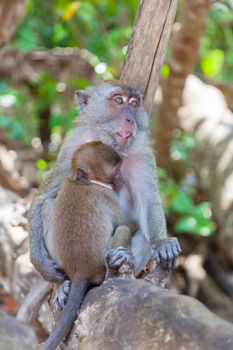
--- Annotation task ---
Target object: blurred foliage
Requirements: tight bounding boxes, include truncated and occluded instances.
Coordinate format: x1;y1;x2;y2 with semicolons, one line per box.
0;81;38;144
159;130;216;237
1;0;139;149
13;0;137;71
198;1;233;81
0;0;231;237
159;168;216;237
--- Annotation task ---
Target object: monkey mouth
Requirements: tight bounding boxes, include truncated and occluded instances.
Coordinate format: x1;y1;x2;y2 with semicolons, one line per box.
115;131;132;142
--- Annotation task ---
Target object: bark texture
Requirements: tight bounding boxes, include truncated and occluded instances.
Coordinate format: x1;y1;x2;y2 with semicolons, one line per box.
154;0;213;168
121;0;178;115
0;0;27;49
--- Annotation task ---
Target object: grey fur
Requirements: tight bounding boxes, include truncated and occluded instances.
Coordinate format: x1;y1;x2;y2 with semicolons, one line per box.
28;81;181;282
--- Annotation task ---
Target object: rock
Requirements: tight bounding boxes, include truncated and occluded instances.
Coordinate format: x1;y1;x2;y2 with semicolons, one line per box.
69;278;233;350
0;310;37;350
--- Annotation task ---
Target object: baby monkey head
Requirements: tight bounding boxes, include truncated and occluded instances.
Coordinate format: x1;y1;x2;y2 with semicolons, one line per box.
71;141;124;191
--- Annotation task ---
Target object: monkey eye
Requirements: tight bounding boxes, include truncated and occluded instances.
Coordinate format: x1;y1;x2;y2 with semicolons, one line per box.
129;98;138;108
115;96;124;105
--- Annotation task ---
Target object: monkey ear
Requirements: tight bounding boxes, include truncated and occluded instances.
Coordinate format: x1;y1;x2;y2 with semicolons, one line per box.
76;167;90;185
75;90;89;111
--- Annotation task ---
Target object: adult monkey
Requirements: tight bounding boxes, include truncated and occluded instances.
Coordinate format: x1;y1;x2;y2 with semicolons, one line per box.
28;81;181;284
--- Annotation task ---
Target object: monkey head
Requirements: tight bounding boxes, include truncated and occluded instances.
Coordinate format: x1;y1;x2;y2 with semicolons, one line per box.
71;142;124;191
74;81;149;151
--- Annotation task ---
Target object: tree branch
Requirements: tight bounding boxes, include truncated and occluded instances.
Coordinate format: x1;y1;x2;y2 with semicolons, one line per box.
121;0;178;115
0;0;27;49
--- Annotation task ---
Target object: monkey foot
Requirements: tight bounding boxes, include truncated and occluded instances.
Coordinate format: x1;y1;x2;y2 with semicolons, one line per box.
53;280;71;311
105;247;135;278
152;237;182;270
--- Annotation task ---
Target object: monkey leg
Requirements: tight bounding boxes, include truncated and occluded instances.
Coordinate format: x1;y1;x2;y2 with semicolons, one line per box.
111;225;131;249
53;280;71;311
130;230;152;276
152;237;182;270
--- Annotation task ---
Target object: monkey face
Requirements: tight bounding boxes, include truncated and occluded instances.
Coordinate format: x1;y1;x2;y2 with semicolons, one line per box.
71;142;124;191
75;82;149;150
107;93;139;146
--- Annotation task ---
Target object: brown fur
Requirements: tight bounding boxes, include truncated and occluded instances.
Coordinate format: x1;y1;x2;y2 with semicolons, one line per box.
53;184;123;282
42;142;131;350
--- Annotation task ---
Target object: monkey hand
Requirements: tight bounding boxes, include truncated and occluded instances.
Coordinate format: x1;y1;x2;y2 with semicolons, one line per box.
152;237;181;270
53;280;71;311
105;247;135;278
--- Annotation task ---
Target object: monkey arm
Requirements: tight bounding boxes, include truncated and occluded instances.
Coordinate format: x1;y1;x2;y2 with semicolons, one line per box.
28;166;68;282
147;172;167;242
143;154;182;270
29;127;103;282
129;151;181;273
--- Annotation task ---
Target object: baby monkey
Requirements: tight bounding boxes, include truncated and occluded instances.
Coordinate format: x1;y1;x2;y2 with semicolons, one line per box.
43;142;133;350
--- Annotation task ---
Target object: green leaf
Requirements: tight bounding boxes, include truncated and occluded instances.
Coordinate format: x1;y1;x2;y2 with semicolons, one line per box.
36;159;48;170
194;219;215;237
0;115;11;128
192;202;212;219
175;216;197;233
200;49;224;77
161;64;170;78
50;113;63;128
8;120;25;140
175;214;215;237
171;192;193;214
180;134;196;149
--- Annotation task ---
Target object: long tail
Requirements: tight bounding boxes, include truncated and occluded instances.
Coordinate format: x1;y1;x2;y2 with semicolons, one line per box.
42;279;90;350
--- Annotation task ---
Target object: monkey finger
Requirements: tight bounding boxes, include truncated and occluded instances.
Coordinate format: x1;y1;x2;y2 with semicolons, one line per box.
167;257;175;270
112;256;128;268
106;247;130;264
172;238;182;254
158;247;168;267
53;297;63;312
62;280;71;297
152;249;161;264
171;258;176;270
116;252;135;266
106;248;134;271
176;242;182;254
172;242;181;258
166;248;174;270
108;253;130;268
53;280;71;311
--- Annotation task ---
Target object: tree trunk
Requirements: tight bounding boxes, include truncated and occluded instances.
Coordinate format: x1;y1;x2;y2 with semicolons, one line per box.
0;0;27;49
121;0;178;115
154;0;213;169
178;74;233;270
